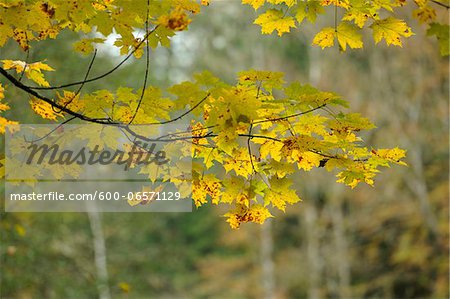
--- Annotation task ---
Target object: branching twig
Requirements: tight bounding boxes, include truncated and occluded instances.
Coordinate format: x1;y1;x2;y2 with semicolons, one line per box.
28;26;159;91
0;66;118;125
53;49;98;114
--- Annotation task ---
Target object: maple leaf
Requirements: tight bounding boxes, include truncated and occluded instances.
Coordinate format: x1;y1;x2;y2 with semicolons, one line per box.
0;83;4;101
73;38;105;55
157;7;192;31
295;1;324;24
0;116;18;134
192;174;223;207
336;22;363;50
29;97;64;121
221;176;251;206
312;23;362;50
242;0;265;10
56;90;84;112
370;17;414;47
257;137;284;161
413;5;436;24
371;147;407;166
296;151;322;171
264;177;301;211
223;148;255;177
2;60;54;87
238;69;285;91
320;0;350;9
343;0;376;28
254;9;296;36
312;27;335;49
0;84;17;133
267;0;297;7
427;23;449;56
224;204;273;229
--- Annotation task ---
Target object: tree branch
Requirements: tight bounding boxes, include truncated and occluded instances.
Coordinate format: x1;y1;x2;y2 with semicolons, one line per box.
28;26;159;91
431;0;450;9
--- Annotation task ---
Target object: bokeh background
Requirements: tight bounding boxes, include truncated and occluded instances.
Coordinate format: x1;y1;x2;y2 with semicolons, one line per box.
1;1;448;298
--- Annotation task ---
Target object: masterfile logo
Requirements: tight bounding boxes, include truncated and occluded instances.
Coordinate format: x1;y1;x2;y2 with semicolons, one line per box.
4;123;192;213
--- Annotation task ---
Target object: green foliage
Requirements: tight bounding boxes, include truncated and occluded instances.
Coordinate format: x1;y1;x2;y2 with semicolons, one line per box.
243;0;448;53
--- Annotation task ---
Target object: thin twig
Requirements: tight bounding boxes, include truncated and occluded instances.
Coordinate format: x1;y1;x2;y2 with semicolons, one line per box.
431;0;450;9
18;46;30;82
128;0;151;124
247;123;256;174
28;26;159;91
27;116;77;143
253;104;326;124
53;49;98;114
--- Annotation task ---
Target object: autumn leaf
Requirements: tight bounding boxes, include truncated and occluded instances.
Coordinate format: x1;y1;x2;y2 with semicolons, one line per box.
242;0;265;10
254;9;296;36
427;23;449;56
313;22;363;50
29;97;64;121
336;22;363;51
312;27;335;49
370;17;414;47
0;83;18;133
264;177;301;211
73;38;105;55
2;60;54;87
295;1;324;24
224;204;273;229
157;7;192;31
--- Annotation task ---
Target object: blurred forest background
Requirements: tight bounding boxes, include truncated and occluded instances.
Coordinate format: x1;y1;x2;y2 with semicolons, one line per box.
0;1;448;299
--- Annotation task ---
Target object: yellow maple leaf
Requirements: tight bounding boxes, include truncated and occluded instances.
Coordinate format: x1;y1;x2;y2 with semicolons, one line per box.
312;27;335;49
223;147;254;177
370;17;414;47
29;97;64;121
413;6;436;24
264;177;301;211
254;9;296;36
336;22;363;50
0;84;18;133
313;23;363;50
297;151;322;171
321;0;350;9
157;7;192;31
0;83;4;101
56;90;84;112
0;116;18;134
224;204;273;229
267;0;297;7
2;60;54;87
192;174;222;207
372;147;407;166
73;38;105;55
242;0;265;10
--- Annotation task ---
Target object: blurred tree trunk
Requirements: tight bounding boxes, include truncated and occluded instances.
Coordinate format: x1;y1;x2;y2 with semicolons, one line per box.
370;51;439;240
261;220;276;299
328;185;351;299
304;202;321;299
88;209;111;299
